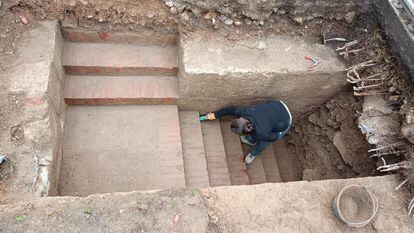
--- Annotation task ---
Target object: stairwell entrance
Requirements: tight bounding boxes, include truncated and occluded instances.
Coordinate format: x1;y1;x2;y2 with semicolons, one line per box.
56;29;376;197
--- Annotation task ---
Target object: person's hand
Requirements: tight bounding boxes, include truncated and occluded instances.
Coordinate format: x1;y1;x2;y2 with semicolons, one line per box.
206;112;216;120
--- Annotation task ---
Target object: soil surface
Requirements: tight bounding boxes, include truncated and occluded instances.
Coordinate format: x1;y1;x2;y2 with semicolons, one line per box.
0;176;413;233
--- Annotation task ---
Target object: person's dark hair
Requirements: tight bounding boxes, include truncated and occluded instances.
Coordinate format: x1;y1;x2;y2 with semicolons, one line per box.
231;118;254;135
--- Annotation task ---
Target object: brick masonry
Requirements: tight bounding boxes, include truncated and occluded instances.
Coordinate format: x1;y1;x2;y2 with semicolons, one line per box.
63;42;179;76
6;21;66;198
64;75;179;105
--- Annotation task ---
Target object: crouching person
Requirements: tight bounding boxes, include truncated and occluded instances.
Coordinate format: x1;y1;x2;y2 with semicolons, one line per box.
203;100;292;165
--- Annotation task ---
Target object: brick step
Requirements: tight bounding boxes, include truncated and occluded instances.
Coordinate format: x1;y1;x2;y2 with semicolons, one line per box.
64;75;179;105
273;139;301;182
261;144;283;183
63;42;178;76
60;105;185;196
241;144;267;184
220;121;250;185
179;111;210;188
62;29;177;46
201;121;231;187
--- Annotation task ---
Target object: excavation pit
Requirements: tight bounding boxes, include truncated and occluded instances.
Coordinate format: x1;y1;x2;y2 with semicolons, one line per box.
51;28;378;197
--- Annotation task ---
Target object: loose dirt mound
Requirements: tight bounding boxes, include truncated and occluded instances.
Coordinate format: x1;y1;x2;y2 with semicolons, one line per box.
287;92;376;180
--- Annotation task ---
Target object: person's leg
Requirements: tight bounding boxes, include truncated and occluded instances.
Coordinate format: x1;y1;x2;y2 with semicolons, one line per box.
240;135;257;146
249;140;270;157
244;140;270;165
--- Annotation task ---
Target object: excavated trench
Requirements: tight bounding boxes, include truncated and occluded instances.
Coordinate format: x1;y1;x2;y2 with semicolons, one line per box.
52;25;381;197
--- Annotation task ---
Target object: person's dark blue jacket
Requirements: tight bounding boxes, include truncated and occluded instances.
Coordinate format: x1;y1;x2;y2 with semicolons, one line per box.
214;100;292;142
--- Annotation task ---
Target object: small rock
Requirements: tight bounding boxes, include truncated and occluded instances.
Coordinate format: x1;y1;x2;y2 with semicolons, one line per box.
388;95;400;101
192;8;202;17
86;15;93;19
218;14;233;25
174;3;185;13
204;11;217;20
234;19;242;26
165;0;174;7
69;0;76;7
20;16;28;25
79;0;88;5
293;17;304;24
406;109;414;124
208;211;219;224
147;11;156;19
392;0;403;9
223;18;233;25
278;9;286;15
170;7;177;14
389;86;396;93
217;14;226;21
401;124;414;144
173;214;180;224
307;113;318;125
98;17;104;22
181;10;190;21
344;11;356;23
258;20;264;26
244;17;252;25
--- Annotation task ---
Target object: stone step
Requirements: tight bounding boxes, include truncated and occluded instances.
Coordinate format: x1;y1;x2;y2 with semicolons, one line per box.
220;121;250;185
272;139;301;182
179;34;347;115
201;121;231;187
63;42;178;76
64;75;179;105
260;144;283;183
60;105;185;196
241;144;267;185
179;111;210;188
62;28;177;46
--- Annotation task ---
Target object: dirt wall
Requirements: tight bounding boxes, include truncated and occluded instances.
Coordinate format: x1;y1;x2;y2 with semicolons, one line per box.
5;0;372;33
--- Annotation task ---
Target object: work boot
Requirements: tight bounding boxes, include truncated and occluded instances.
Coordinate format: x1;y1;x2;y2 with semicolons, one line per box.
244;153;256;165
240;135;256;146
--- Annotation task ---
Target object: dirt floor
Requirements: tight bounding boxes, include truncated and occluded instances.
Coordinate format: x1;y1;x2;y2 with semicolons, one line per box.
0;176;412;232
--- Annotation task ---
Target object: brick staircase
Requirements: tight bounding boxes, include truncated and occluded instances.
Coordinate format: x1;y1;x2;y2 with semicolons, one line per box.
181;116;299;187
60;31;300;196
60;32;185;196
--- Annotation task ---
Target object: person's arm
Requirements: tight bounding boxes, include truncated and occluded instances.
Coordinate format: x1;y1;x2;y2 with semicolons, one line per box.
214;106;240;119
202;106;245;121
